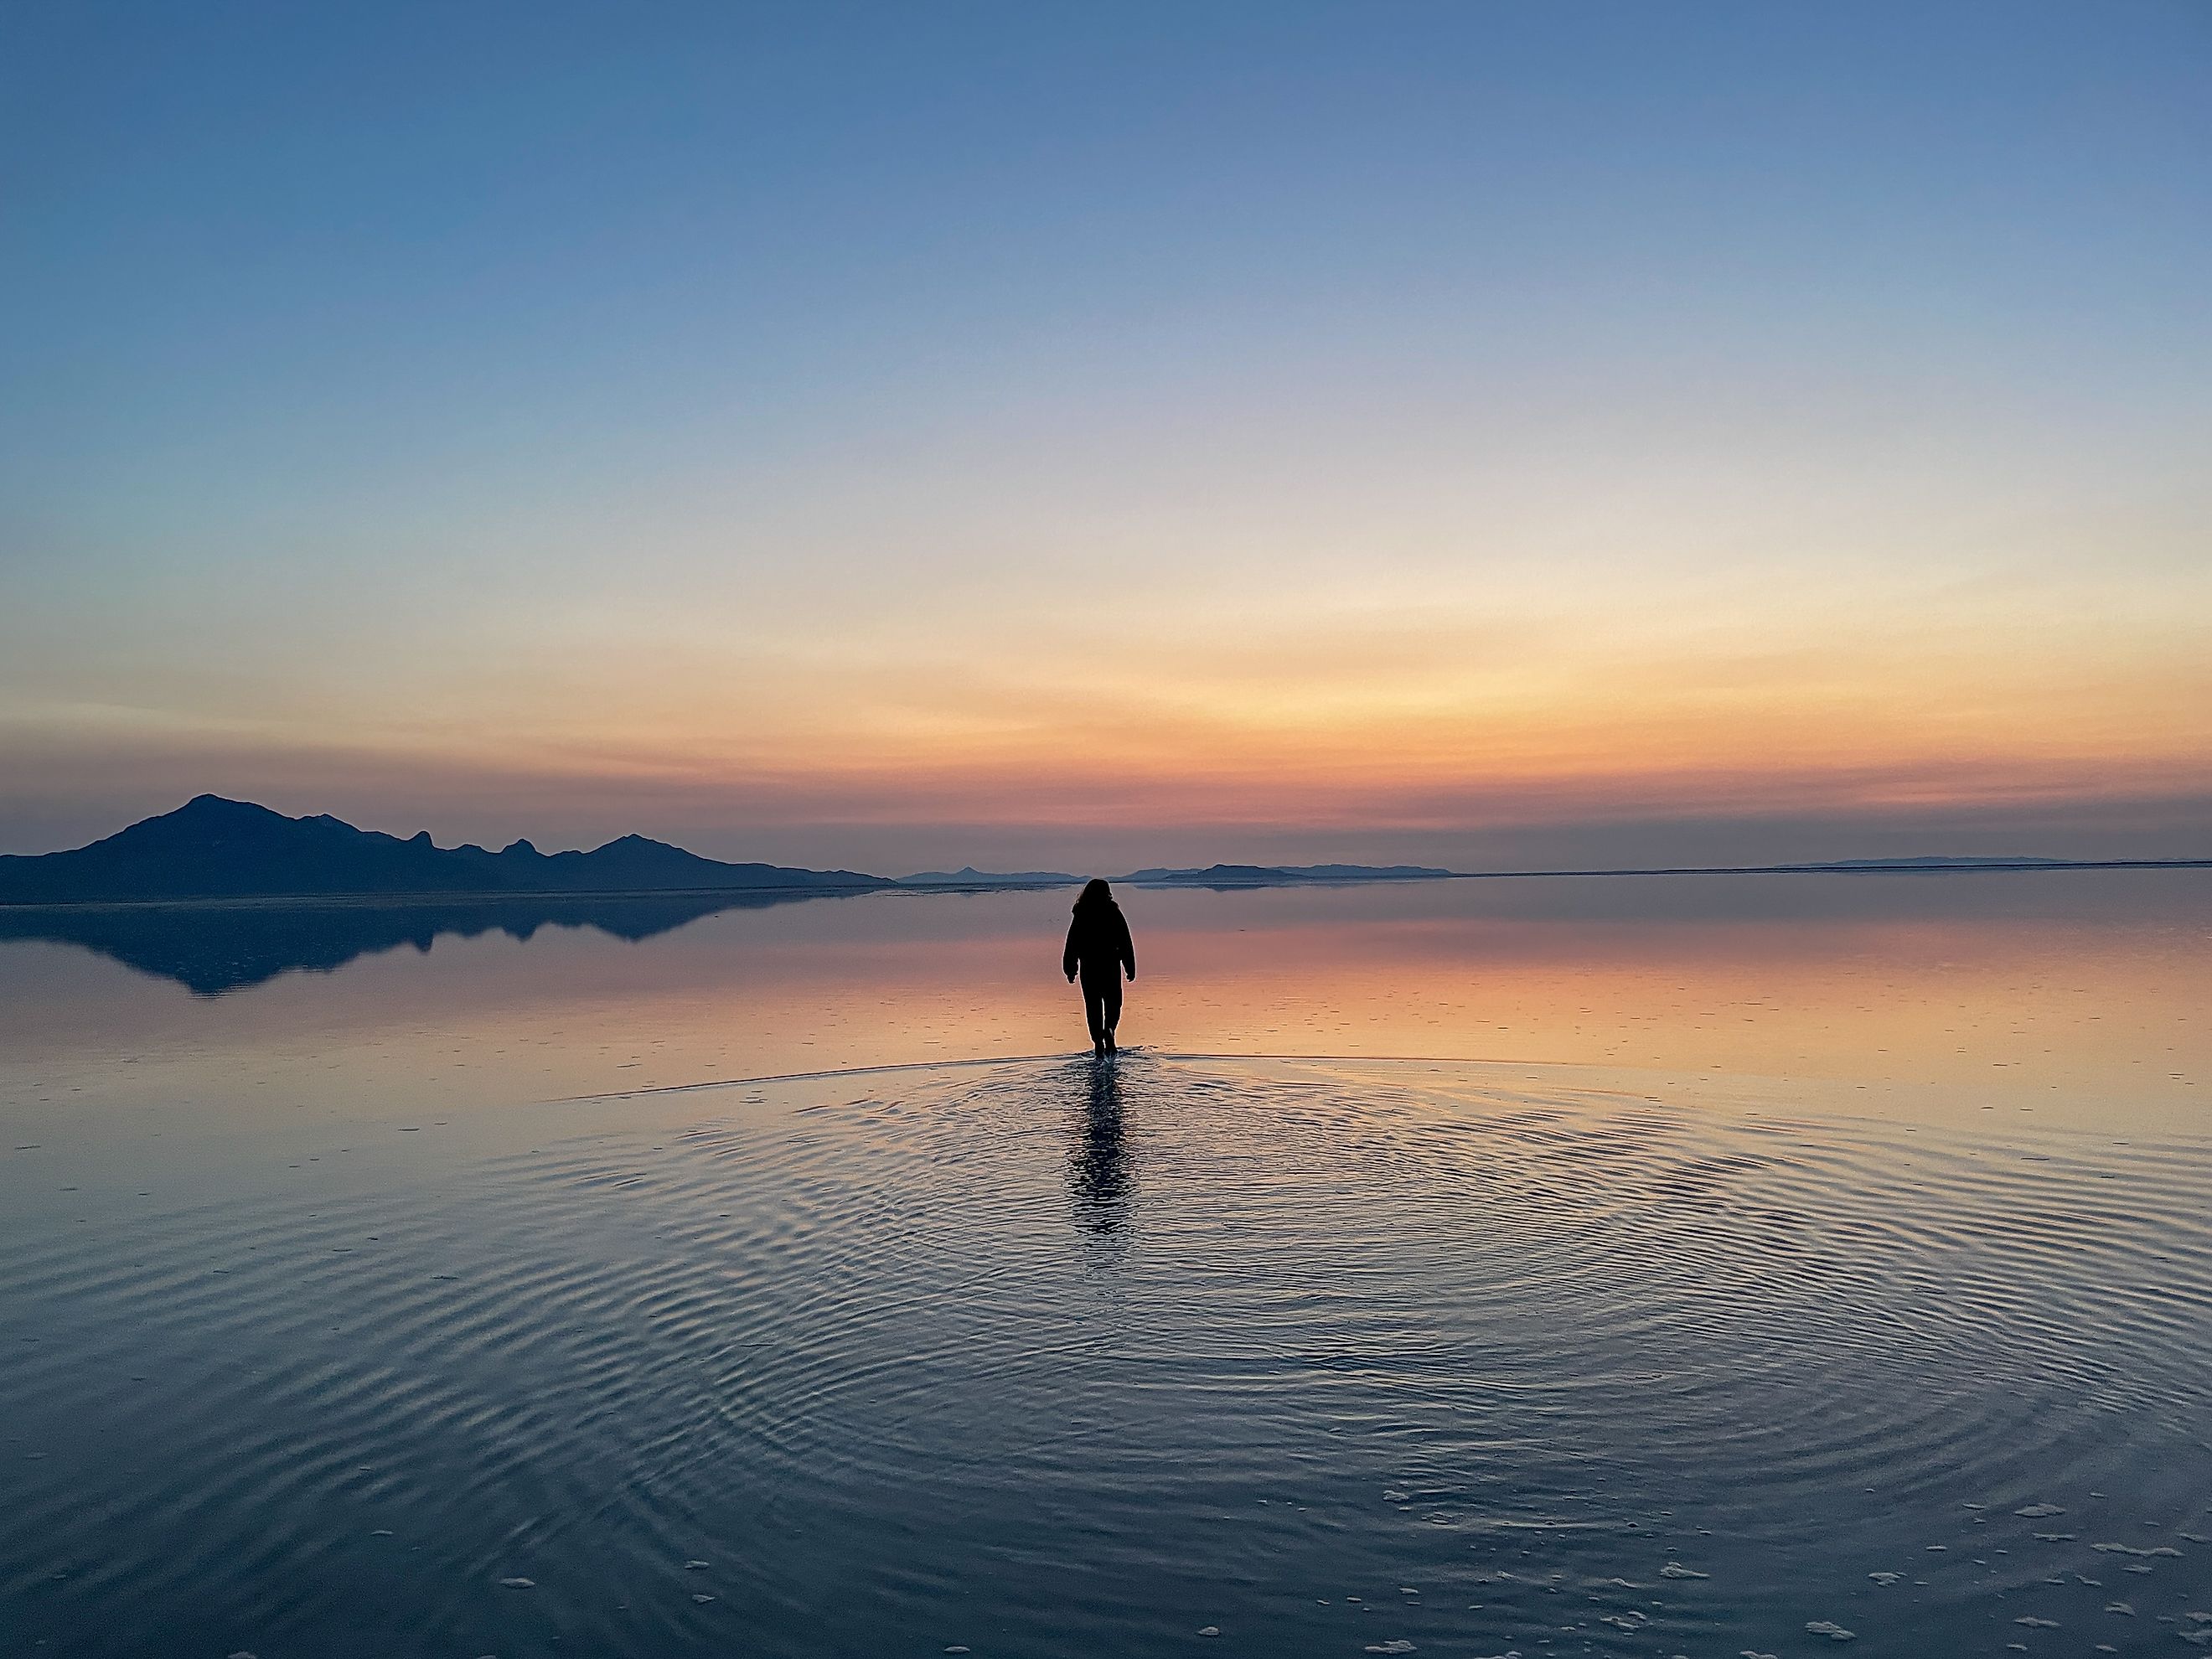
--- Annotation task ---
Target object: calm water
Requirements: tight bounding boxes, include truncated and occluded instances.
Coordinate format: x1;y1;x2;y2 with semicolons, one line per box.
2;871;2208;1656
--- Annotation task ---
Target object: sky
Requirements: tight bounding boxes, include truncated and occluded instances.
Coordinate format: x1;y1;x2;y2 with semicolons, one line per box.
3;2;2208;874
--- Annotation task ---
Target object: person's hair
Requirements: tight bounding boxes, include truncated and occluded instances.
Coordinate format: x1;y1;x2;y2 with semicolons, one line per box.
1074;877;1113;911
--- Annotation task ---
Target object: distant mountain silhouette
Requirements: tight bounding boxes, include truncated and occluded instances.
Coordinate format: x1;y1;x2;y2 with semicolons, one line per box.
0;795;893;905
8;797;2196;912
1117;862;1453;888
1797;855;2070;870
1454;855;2210;879
0;888;849;994
898;866;1082;887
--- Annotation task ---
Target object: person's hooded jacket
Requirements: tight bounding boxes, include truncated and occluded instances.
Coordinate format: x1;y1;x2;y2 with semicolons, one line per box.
1062;880;1135;983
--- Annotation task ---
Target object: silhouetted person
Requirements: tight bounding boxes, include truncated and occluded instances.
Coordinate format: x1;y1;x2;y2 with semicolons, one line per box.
1062;877;1135;1057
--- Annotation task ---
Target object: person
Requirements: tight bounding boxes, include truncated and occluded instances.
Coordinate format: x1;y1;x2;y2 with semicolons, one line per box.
1062;877;1136;1057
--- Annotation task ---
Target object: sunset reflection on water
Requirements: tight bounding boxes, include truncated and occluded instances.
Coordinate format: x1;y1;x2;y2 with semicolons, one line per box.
3;870;2209;1658
0;868;2203;1141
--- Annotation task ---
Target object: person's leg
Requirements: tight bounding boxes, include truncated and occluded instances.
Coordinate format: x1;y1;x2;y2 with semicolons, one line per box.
1083;980;1108;1047
1099;976;1122;1051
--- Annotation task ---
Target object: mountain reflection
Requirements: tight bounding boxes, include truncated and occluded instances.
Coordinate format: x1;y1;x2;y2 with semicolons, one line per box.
1065;1059;1133;1238
0;890;857;995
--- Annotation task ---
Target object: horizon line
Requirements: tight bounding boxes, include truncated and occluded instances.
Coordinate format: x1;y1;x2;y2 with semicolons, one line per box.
3;793;2207;907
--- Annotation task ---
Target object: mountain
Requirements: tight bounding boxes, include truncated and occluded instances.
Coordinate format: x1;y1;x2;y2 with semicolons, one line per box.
1457;855;2210;879
1280;863;1459;881
898;866;1082;888
0;795;892;905
1117;862;1454;887
1792;855;2072;871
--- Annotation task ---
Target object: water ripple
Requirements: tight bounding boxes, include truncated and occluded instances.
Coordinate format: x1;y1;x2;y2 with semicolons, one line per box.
3;1055;2207;1656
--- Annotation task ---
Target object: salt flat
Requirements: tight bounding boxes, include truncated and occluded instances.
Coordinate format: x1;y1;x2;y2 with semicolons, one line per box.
3;872;2206;1656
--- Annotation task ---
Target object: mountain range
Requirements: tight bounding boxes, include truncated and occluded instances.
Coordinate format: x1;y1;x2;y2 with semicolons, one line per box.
3;797;2200;907
0;795;891;905
898;862;1455;888
0;798;1470;905
1119;862;1453;886
898;866;1082;887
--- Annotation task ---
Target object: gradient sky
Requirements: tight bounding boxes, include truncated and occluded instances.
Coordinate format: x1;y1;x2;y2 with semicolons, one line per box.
4;2;2208;872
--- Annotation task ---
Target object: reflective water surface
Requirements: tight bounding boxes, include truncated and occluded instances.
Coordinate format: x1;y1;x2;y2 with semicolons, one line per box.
2;871;2207;1656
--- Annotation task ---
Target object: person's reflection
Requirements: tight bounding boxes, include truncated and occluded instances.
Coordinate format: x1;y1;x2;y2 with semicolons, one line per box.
1066;1057;1133;1238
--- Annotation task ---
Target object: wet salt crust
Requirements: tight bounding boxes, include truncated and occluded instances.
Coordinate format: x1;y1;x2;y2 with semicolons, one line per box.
3;1055;2208;1657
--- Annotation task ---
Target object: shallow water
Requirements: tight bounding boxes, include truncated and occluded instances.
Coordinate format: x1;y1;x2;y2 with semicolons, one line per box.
2;873;2208;1656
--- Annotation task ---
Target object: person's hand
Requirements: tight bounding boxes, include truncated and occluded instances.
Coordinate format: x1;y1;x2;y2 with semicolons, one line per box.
1126;969;1136;980
1066;971;1076;984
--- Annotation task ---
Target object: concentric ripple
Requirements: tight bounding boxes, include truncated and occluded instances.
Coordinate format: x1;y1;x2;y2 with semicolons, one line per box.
3;1055;2208;1657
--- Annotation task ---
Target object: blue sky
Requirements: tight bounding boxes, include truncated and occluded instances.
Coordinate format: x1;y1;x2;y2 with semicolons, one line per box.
3;3;2207;869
